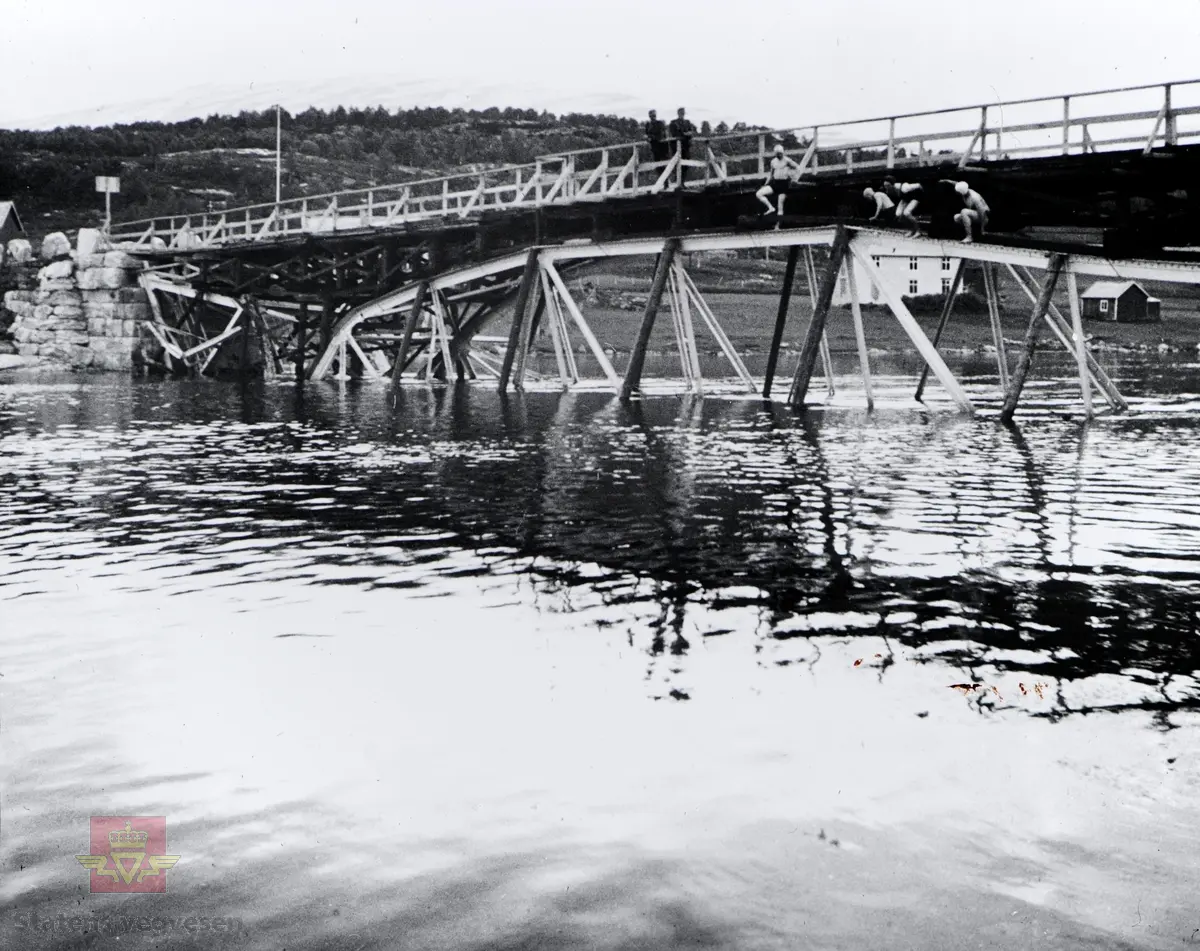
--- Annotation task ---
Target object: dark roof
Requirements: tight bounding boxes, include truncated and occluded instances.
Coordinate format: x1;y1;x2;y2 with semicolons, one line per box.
0;201;23;233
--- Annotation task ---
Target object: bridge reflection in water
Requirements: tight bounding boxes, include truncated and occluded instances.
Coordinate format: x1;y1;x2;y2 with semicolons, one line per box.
4;374;1195;717
2;372;1199;950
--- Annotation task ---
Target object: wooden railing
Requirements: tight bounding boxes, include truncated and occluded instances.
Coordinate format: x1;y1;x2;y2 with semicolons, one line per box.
107;78;1200;249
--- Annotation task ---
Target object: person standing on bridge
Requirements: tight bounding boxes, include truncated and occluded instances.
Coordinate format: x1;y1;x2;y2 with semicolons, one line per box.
863;187;896;225
668;108;697;162
645;110;669;163
757;144;801;217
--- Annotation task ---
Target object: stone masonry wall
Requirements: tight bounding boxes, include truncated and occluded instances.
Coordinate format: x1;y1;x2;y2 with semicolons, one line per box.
1;228;151;372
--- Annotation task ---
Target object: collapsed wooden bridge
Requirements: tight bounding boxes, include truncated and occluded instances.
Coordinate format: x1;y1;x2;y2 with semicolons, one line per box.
114;78;1200;417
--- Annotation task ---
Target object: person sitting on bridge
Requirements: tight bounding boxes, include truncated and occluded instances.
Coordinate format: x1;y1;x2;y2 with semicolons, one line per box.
863;187;896;225
668;108;697;162
645;110;669;163
757;144;801;216
952;180;990;243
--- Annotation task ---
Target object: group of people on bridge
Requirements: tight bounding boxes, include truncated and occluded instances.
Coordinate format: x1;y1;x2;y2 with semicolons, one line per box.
643;115;994;243
863;178;990;242
644;108;697;163
641;107;995;242
753;147;990;242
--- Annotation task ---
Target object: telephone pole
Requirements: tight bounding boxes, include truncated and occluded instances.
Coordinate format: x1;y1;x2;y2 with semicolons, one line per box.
275;104;282;206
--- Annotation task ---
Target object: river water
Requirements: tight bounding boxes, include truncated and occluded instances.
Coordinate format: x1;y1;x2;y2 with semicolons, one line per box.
2;354;1199;950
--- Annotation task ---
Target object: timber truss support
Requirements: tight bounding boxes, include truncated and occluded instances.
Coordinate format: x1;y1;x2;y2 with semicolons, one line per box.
311;242;765;396
303;225;1162;417
139;273;292;377
787;230;1130;418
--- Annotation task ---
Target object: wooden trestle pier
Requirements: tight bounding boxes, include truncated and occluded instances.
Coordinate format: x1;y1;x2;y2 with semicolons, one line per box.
118;77;1200;417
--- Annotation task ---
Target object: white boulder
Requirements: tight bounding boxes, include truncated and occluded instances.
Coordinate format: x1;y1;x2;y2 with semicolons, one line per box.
77;267;132;290
102;250;138;269
41;232;71;260
76;228;108;258
38;260;75;284
7;238;32;263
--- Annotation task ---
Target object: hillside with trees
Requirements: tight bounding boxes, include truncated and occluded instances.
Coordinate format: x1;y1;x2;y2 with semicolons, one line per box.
0;106;755;238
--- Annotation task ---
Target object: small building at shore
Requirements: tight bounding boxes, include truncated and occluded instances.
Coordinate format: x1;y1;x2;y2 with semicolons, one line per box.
834;246;963;306
1079;280;1161;323
0;201;24;247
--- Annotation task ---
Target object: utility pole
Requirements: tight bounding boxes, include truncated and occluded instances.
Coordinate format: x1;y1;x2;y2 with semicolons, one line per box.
275;104;282;206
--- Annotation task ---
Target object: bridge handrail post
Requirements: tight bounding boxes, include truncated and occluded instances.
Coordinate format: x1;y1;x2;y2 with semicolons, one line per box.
887;118;895;168
979;105;988;162
757;134;766;175
1165;82;1177;145
535;159;543;206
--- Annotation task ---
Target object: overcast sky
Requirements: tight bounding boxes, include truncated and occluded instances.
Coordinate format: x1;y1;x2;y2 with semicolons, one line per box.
3;0;1200;130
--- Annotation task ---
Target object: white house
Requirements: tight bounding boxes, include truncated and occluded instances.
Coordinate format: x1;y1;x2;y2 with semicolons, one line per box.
833;243;962;306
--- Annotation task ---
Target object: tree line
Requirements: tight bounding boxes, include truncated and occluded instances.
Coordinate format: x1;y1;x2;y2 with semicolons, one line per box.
0;104;768;234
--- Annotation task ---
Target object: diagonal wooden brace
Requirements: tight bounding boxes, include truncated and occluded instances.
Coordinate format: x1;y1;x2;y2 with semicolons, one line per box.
999;254;1065;421
788;226;850;406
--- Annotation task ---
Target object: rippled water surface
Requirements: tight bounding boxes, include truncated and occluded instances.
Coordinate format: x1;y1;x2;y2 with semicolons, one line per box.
3;362;1200;950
